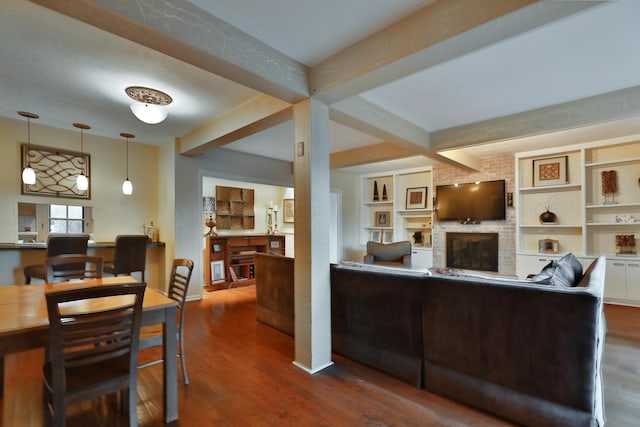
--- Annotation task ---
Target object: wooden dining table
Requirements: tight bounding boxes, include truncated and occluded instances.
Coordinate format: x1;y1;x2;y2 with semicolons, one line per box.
0;276;178;423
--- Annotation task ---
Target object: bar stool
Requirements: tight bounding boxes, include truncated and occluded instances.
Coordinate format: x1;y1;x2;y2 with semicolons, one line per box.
103;235;148;281
23;234;90;284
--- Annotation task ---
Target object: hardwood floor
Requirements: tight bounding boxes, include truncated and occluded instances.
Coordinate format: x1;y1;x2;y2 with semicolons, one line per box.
2;287;640;426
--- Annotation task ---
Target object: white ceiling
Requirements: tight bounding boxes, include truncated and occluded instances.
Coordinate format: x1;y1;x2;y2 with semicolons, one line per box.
2;0;640;174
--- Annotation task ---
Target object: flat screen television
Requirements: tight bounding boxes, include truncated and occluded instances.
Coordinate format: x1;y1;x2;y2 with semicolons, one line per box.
436;179;506;222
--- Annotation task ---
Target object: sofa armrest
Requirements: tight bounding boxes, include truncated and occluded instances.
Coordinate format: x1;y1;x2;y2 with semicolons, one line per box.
363;254;374;264
401;254;412;267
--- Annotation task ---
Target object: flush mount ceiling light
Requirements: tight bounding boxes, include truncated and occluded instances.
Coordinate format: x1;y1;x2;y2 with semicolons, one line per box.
18;111;39;185
125;86;172;124
73;123;90;191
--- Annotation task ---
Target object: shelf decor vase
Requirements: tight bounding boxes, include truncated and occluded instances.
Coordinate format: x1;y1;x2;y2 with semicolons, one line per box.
539;210;557;224
373;180;379;201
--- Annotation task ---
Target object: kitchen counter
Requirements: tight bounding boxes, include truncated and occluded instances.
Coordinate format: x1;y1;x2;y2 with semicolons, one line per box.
0;241;165;250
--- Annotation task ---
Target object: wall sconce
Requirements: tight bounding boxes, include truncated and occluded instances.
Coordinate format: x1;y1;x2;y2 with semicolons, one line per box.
120;132;134;195
73;123;90;191
125;86;172;124
18;111;39;185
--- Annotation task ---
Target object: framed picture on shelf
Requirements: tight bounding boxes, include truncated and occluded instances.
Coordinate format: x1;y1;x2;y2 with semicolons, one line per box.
283;198;295;223
374;211;390;227
406;187;428;209
533;156;568;187
370;229;382;243
210;260;226;283
382;230;393;244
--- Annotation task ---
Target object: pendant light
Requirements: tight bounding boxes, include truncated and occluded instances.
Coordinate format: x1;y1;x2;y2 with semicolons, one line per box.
73;123;90;191
120;132;134;195
18;111;39;185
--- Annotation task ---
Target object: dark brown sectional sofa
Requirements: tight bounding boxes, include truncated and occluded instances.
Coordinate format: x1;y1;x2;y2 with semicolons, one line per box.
330;255;606;427
254;252;606;426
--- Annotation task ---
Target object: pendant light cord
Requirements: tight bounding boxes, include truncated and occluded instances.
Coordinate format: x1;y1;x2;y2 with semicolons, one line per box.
126;136;129;180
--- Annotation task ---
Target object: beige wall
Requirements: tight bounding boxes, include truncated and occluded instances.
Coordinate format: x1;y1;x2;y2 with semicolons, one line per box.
0;116;166;286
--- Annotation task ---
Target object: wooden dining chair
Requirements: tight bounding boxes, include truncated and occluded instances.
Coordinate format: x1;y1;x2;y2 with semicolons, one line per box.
103;235;148;281
139;258;194;384
45;254;103;283
24;234;90;283
43;282;146;427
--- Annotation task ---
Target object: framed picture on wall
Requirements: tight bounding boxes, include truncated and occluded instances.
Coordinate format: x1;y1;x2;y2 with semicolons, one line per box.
283;199;295;223
533;156;568;187
406;187;428;209
370;229;382;243
382;230;394;244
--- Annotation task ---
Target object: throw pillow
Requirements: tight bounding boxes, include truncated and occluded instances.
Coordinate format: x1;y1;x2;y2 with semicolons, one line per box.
528;253;583;287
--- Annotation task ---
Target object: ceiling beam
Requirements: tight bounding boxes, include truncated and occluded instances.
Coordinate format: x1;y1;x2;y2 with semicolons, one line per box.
330;142;415;169
431;85;640;150
310;0;604;105
330;97;480;170
179;94;292;156
31;0;309;103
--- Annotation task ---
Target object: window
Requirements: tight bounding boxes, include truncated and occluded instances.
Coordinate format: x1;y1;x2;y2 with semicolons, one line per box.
49;204;84;234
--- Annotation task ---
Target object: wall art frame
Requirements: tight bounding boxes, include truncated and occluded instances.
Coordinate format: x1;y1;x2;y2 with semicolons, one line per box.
370;229;382;243
405;187;428;209
283;198;295;223
21;143;91;199
374;211;390;227
533;155;568;187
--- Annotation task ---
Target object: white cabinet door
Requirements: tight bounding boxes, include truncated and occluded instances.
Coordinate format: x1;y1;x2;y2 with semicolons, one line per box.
624;261;640;301
605;260;627;300
516;254;559;279
412;247;432;268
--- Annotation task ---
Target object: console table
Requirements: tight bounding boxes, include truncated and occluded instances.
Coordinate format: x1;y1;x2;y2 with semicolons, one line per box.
205;234;285;288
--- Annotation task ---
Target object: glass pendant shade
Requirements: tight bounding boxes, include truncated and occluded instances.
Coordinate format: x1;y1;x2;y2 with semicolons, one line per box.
130;103;167;124
122;178;133;195
22;166;36;185
77;173;89;191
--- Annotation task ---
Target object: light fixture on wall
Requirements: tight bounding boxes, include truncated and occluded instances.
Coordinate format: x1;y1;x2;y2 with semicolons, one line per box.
73;123;90;191
120;132;134;195
18;111;39;185
125;86;172;124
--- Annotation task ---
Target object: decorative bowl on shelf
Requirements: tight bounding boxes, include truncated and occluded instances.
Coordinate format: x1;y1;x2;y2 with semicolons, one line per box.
539;210;557;224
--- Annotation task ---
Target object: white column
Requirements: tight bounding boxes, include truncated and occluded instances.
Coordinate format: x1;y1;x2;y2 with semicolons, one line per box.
292;98;333;373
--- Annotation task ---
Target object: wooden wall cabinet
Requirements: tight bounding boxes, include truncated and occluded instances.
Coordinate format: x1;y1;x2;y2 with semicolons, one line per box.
205;234;285;288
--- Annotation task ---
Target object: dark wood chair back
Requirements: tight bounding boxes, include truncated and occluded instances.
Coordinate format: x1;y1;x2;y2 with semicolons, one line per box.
43;282;146;426
45;254;103;283
104;235;148;281
139;258;194;384
24;234;90;284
